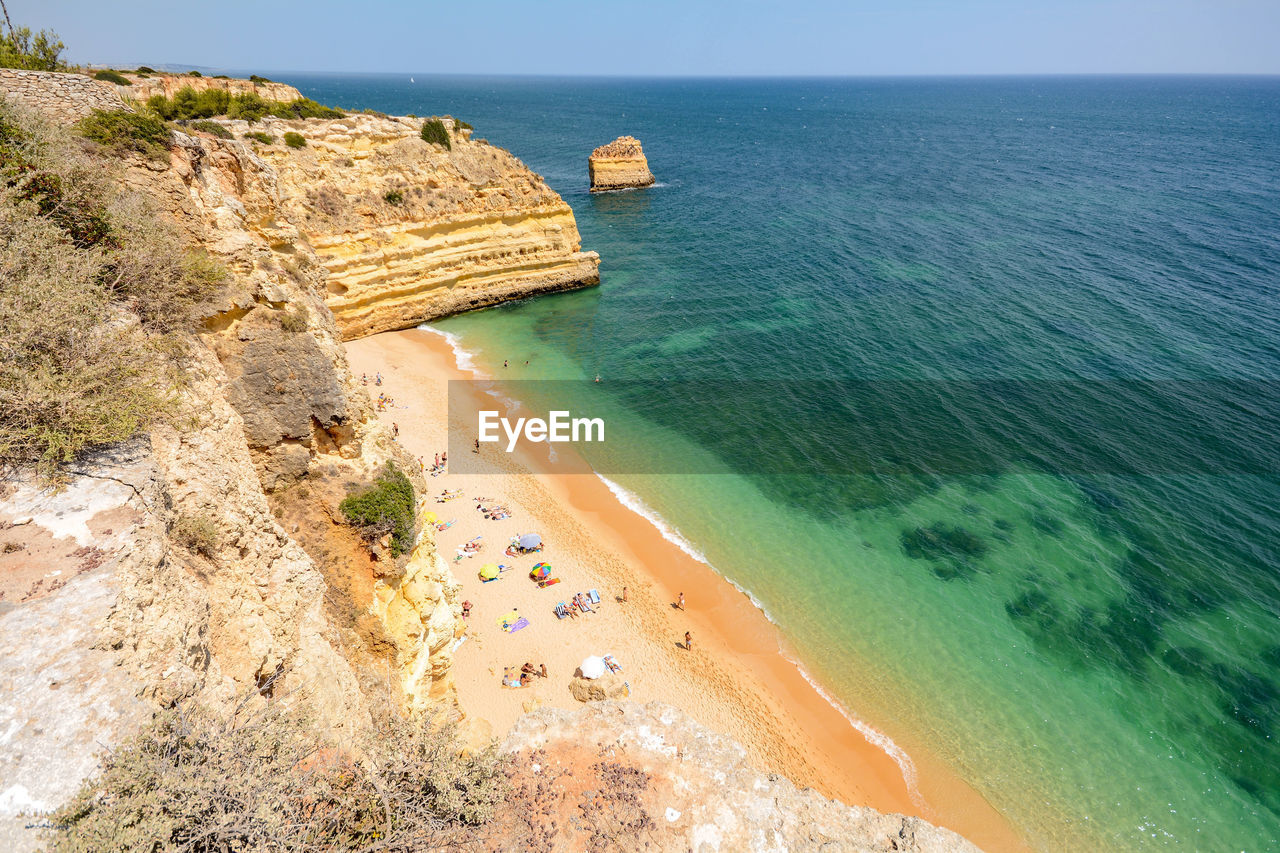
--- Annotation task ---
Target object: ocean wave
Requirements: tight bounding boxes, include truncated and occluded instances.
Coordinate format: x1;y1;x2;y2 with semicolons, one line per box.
595;472;923;805
595;475;710;565
789;658;924;808
416;324;477;373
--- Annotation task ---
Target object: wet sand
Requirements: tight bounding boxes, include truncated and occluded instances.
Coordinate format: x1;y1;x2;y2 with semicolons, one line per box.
345;327;1028;852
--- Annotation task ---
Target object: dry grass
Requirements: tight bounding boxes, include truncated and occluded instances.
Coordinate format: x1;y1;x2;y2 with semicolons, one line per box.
48;697;510;852
0;101;226;480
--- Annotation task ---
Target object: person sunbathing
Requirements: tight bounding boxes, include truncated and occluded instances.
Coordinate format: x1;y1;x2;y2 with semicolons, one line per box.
461;600;472;618
519;671;532;687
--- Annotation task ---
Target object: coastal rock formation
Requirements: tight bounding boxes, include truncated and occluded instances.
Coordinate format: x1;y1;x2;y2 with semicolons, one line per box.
499;701;980;852
231;113;600;338
568;672;631;702
589;135;655;191
116;72;302;103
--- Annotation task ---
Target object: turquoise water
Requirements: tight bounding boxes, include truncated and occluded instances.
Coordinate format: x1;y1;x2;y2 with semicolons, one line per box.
284;74;1280;849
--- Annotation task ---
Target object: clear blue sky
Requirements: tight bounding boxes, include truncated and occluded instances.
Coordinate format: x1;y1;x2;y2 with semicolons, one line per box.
12;0;1280;75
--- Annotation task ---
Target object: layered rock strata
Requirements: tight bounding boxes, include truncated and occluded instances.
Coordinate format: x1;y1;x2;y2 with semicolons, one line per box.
229;114;600;338
116;72;303;103
589;135;655;191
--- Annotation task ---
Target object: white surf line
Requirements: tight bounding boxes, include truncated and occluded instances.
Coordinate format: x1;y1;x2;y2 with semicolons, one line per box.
595;474;925;807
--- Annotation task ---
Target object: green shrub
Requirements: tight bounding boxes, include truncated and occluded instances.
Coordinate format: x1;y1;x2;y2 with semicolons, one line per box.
0;26;67;71
171;512;221;556
187;69;202;77
186;119;232;139
134;65;155;74
269;98;344;120
75;109;171;162
453;117;472;132
48;698;510;850
92;69;130;86
212;74;230;80
227;92;270;122
283;131;306;149
340;463;416;556
245;130;274;144
420;118;450;150
249;74;273;83
383;188;403;205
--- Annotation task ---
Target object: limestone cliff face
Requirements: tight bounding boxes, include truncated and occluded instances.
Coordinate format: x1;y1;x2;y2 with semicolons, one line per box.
117;72;303;103
589;135;656;191
223;114;600;339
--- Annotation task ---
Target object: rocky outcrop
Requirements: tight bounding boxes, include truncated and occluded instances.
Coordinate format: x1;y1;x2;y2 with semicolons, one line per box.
116;72;302;104
0;69;127;122
589;135;655;191
223;114;600;338
500;701;981;852
569;672;632;702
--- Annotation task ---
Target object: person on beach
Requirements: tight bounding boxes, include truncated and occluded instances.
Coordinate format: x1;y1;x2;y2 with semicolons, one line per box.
474;438;480;453
685;631;693;651
461;600;472;618
521;663;537;678
375;373;382;386
677;592;685;610
503;360;508;368
392;423;399;438
519;671;532;687
621;586;628;603
434;453;440;469
361;373;367;385
540;663;547;678
442;452;447;466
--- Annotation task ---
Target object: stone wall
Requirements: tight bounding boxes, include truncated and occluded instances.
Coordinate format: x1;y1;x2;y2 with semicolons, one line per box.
0;69;127;123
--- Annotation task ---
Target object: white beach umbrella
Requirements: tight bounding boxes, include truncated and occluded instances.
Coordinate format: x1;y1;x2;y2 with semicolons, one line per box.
579;655;607;680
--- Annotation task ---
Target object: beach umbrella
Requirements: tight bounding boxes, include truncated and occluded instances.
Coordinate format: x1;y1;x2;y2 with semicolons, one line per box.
423;511;439;524
579;655;607;680
479;563;499;580
530;562;551;580
519;533;542;550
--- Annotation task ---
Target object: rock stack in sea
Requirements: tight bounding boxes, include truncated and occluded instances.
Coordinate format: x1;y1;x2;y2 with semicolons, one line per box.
588;135;655;191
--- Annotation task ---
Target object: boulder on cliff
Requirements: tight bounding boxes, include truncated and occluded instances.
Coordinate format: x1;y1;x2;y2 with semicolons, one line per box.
568;672;631;702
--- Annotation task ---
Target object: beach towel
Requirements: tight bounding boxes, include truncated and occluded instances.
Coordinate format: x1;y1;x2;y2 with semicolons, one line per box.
588;589;601;604
603;654;622;673
504;616;530;633
555;603;569;619
538;577;561;588
496;610;518;627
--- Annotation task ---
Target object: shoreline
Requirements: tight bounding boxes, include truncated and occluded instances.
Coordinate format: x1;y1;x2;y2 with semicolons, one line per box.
345;326;1029;853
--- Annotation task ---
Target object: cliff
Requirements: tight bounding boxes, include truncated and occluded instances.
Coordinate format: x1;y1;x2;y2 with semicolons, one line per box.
589;134;656;191
218;114;602;338
115;72;303;103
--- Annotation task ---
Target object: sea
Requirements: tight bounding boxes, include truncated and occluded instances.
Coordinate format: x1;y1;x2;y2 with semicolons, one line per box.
277;73;1280;850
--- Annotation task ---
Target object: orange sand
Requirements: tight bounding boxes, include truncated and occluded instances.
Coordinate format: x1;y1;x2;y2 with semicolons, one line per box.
345;328;1028;853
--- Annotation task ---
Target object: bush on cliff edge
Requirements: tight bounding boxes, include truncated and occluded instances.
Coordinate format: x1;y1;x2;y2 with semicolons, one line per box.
340;462;417;556
420;118;451;150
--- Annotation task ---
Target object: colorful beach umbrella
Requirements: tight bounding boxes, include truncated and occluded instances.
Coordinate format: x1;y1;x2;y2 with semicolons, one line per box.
479;563;499;580
529;562;551;580
519;533;542;550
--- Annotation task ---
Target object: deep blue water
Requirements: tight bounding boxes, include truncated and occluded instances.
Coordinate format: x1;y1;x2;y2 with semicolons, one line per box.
279;74;1280;850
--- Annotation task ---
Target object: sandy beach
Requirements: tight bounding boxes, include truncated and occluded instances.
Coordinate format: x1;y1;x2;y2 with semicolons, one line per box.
345;328;1028;852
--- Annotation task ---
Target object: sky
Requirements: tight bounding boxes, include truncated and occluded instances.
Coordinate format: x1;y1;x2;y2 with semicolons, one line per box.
12;0;1280;76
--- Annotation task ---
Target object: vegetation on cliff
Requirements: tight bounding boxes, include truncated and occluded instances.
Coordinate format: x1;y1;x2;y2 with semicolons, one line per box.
0;21;66;71
419;117;451;150
49;699;510;851
340;462;417;556
76;108;171;161
0;101;224;478
145;87;344;123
